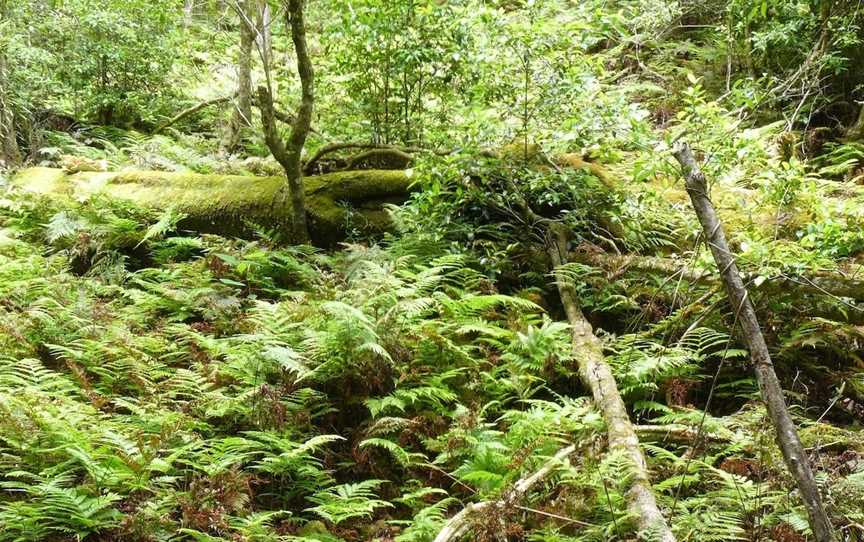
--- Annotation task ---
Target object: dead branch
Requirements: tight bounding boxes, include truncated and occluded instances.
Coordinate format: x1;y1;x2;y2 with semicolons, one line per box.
153;95;235;134
152;92;306;136
674;141;836;542
433;445;576;542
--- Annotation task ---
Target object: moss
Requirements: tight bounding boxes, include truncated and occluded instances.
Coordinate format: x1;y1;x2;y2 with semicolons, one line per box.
798;423;864;451
11;167;70;195
12;167;412;246
553;153;616;188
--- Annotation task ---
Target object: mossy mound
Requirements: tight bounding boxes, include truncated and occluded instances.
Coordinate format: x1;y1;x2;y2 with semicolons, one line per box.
12;167;414;246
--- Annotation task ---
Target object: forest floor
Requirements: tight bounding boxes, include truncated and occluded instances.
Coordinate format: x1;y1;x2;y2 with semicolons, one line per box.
3;10;864;542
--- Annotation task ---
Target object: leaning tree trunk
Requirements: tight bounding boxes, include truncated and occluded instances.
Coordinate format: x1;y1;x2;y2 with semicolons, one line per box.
673;142;836;542
221;0;255;154
547;223;676;542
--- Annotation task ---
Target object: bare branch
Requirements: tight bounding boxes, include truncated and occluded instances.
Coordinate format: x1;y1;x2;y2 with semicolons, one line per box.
673;141;836;542
434;445;576;542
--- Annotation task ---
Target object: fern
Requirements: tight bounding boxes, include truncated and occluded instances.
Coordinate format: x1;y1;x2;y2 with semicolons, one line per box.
306;480;394;525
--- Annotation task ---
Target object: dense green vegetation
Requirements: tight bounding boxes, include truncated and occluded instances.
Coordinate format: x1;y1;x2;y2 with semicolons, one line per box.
2;1;864;541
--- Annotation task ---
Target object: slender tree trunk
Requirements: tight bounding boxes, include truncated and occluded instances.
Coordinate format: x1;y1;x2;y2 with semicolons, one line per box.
846;105;864;141
547;223;676;542
673;142;836;542
256;0;272;63
221;0;255;154
257;0;313;243
0;1;21;167
183;0;195;27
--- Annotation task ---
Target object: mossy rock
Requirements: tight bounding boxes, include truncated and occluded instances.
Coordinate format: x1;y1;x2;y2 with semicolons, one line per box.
12;167;415;246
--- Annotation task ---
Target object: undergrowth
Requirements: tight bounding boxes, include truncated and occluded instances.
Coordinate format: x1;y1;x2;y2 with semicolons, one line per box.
2;157;864;541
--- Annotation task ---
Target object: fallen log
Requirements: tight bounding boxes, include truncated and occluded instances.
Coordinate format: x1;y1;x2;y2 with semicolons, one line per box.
547;223;677;542
12;167;414;246
674;142;836;542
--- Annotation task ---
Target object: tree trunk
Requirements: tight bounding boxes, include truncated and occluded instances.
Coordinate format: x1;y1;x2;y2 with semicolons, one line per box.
547;223;676;542
221;0;255;154
257;0;313;244
256;0;272;66
673;142;836;542
183;0;195;27
0;1;21;168
846;104;864;141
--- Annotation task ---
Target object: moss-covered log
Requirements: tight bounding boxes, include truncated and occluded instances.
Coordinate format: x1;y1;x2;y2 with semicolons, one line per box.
12;167;414;246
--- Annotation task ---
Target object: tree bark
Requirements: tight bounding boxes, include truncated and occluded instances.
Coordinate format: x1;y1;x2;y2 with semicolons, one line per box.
221;0;255;154
547;223;676;542
673;142;836;542
257;0;313;244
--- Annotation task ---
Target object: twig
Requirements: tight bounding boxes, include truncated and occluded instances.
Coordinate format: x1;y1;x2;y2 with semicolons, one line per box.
433;445;575;542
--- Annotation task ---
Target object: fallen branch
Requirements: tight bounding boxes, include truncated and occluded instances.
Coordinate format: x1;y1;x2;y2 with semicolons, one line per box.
548;223;677;542
153;94;306;135
154;95;234;134
577;251;864;303
674;141;836;542
433;445;575;542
